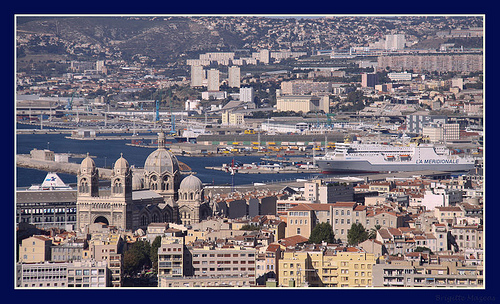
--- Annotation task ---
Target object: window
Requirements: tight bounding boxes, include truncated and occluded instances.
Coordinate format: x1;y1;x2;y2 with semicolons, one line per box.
297;228;301;235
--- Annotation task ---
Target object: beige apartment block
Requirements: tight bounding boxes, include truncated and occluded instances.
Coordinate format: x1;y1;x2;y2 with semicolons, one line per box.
19;235;52;263
276;95;329;113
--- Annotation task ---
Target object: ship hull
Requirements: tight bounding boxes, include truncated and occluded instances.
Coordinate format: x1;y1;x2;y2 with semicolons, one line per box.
316;159;475;174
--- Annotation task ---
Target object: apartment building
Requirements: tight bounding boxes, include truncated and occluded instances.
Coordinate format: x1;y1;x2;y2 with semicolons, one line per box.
435;206;465;225
303;180;354;203
365;209;404;230
373;256;483;287
285;204;317;239
190;65;204;87
377;54;483;73
450;224;483;251
221;111;245;126
278;245;376;288
332;202;367;243
280;80;332;95
157;236;188;278
16;260;110;288
322;250;376;287
276;95;329;113
278;250;313;287
239;86;254;103
228;66;240;88
361;73;378;88
285;202;367;243
157;237;257;287
51;238;86;262
84;232;124;287
19;235;52;263
207;68;220;91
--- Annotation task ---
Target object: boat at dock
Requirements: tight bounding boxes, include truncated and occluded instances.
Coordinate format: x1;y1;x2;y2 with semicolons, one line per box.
314;142;476;173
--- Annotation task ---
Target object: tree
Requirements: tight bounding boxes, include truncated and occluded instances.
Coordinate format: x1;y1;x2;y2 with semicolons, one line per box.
347;223;369;246
150;236;162;274
368;225;382;240
308;222;335;244
123;240;151;276
240;224;261;231
414;246;434;255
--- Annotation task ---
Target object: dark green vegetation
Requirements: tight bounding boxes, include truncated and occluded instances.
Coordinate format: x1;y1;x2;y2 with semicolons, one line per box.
308;222;335;244
347;223;369;246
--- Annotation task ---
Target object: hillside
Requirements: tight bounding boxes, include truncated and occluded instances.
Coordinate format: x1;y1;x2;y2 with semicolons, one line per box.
16;16;245;64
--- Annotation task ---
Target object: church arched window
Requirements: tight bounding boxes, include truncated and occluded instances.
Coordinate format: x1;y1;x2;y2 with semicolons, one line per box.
163;212;170;223
141;215;148;226
190;193;194;200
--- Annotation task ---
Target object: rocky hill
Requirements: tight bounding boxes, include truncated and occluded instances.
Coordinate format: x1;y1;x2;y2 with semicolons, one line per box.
16;16;483;65
16;16;245;64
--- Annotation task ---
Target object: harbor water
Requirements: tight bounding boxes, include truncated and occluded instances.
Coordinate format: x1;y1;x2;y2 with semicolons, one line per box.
16;123;324;188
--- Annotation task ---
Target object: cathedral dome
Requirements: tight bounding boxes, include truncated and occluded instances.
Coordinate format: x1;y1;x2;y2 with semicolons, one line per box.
144;149;179;175
143;132;179;175
179;174;203;192
113;153;129;174
80;153;96;174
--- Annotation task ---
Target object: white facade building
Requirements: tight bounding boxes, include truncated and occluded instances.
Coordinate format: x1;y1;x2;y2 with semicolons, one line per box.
388;71;413;81
190;65;204;87
228;66;241;88
240;87;255;103
207;69;220;91
385;34;406;50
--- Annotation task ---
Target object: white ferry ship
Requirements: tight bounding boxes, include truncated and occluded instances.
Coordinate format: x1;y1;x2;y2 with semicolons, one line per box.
27;172;73;190
314;142;476;173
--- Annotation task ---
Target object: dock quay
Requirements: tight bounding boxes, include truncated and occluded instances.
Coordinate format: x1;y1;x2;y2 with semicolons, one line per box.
17;153;192;179
205;166;320;174
16;154;113;179
65;135;158;141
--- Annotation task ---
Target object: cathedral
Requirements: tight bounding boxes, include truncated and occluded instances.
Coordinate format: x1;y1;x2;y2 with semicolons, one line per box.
76;132;213;232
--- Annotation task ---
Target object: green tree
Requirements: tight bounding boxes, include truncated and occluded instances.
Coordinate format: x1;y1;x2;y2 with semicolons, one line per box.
368;224;382;240
240;224;261;231
123;240;151;276
347;223;369;246
150;236;162;274
414;246;434;255
308;222;335;244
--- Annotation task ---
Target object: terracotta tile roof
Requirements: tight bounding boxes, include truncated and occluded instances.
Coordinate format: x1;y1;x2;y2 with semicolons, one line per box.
266;244;281;252
279;235;309;247
388;228;402;236
288;203;333;212
377;228;392;239
33;235;51;241
436;206;463;212
354;205;367;211
332;202;357;208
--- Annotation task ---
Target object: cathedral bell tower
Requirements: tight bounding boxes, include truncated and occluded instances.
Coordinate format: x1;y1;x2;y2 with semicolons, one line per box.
111;153;132;200
77;153;99;197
